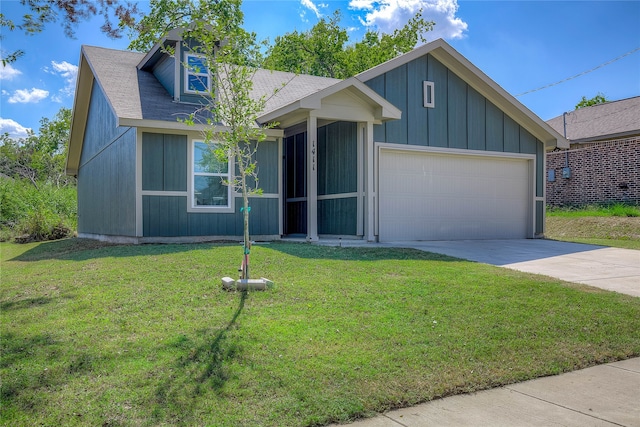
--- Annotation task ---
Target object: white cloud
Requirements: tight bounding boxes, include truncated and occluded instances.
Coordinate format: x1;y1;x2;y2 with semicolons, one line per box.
300;0;321;19
0;63;22;80
0;117;31;139
349;0;468;41
7;88;49;104
45;60;78;101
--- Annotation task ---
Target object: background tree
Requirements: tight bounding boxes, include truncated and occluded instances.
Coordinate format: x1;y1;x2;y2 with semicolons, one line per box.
575;92;609;109
264;10;434;79
0;107;74;188
1;0;138;65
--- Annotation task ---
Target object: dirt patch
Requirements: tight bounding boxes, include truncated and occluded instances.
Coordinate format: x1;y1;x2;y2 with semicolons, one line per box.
546;216;640;240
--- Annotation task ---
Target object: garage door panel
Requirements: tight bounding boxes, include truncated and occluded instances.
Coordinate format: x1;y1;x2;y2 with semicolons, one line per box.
379;150;530;241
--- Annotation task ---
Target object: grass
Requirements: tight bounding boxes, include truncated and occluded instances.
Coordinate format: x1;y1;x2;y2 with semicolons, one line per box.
546;203;640;249
2;239;640;426
547;203;640;218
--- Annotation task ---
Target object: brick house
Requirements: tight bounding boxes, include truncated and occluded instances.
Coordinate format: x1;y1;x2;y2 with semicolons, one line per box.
546;96;640;206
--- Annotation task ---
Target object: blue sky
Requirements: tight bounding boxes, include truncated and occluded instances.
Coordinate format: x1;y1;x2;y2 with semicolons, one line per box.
1;0;639;138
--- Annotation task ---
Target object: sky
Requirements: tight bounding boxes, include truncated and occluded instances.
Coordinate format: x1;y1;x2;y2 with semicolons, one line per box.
1;0;639;139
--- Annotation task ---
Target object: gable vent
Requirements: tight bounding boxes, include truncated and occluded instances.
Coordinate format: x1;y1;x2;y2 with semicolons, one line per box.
423;81;435;108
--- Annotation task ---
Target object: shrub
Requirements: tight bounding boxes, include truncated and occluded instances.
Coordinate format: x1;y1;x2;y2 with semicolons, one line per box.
0;179;76;242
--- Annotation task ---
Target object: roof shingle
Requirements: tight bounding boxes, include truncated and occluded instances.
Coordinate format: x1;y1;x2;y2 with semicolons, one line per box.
546;96;640;142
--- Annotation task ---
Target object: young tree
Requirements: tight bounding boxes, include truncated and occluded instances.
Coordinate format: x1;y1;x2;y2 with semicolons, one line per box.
1;0;138;65
129;0;276;280
264;10;434;79
575;92;608;109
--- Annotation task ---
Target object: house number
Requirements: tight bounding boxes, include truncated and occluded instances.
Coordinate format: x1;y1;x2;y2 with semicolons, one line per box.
312;140;316;171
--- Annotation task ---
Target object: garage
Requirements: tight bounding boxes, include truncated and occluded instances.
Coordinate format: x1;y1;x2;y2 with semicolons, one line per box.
378;147;533;241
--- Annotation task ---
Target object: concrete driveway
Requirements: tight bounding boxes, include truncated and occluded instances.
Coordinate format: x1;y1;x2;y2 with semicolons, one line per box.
383;239;640;297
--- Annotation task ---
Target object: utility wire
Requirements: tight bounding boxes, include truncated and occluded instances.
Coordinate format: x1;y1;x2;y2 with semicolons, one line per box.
515;46;640;97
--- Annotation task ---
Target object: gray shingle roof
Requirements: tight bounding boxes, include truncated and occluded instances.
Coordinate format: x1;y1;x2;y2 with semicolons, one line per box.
546;96;640;142
82;45;339;124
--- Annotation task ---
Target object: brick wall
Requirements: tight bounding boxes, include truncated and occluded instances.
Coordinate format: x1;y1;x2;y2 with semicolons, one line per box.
546;137;639;206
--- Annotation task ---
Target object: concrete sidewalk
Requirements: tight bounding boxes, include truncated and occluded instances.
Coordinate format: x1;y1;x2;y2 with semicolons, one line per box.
331;357;640;427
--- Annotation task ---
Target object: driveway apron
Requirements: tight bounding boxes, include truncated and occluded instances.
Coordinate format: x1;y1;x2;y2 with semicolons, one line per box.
383;239;640;297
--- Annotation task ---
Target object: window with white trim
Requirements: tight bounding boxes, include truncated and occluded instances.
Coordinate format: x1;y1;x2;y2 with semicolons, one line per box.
185;53;211;93
192;141;230;208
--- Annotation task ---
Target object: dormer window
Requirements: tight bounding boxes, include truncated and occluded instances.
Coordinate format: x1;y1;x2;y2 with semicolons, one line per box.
185;53;211;93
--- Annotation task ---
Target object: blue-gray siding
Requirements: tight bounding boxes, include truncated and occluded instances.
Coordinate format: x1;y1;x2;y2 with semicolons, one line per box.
142;133;187;191
77;83;136;236
141;132;280;237
363;53;546;235
143;196;279;237
153;55;175;98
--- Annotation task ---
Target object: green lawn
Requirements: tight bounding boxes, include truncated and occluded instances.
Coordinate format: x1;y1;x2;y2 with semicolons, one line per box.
546;204;640;250
2;239;640;426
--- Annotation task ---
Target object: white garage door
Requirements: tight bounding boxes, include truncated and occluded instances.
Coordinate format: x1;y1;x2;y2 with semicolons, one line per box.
378;149;532;241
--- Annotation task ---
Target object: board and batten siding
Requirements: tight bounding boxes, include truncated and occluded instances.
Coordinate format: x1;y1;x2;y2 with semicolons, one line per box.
363;53;545;235
142;196;279;237
141;132;280;237
77;83;137;236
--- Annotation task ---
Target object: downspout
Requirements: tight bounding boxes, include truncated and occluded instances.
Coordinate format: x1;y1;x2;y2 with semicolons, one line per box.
563;112;569;168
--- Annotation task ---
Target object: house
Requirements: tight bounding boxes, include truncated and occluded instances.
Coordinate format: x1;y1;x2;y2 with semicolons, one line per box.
67;33;567;243
545;96;640;206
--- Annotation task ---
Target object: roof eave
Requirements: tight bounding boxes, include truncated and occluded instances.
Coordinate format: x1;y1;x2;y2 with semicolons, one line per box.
257;77;401;125
120;118;284;139
66;48;93;176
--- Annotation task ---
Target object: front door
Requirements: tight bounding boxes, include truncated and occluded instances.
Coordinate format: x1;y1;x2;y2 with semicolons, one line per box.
283;132;307;235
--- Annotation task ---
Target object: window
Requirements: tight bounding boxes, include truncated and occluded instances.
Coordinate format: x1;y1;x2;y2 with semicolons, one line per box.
192;141;230;208
185;54;210;93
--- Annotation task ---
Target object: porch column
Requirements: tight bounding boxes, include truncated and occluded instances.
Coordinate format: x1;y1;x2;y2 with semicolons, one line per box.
365;121;375;241
356;123;364;236
307;115;319;241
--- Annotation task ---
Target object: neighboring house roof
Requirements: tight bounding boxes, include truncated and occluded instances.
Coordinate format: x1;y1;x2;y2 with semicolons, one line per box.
546;96;640;143
356;38;568;151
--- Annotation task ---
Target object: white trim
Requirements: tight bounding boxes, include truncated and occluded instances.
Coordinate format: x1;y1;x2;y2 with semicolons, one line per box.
257;77;401;125
317;192;360;201
376;142;536;161
365;123;376;241
142;191;189;197
183;52;211;94
356;122;364;236
119;119;284;139
188;139;235;213
278;136;283;236
135;128;143;237
307;116;319;241
173;41;180;102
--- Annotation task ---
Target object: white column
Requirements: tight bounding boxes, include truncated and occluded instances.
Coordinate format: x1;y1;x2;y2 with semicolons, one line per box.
307;115;319;241
356;123;364;236
365;122;375;241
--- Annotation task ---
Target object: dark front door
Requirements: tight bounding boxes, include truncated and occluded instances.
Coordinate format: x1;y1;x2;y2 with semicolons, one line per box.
283;132;307;235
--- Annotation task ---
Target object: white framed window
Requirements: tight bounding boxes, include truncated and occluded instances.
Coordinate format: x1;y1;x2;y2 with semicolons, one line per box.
191;141;232;210
423;81;435;108
184;53;211;94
